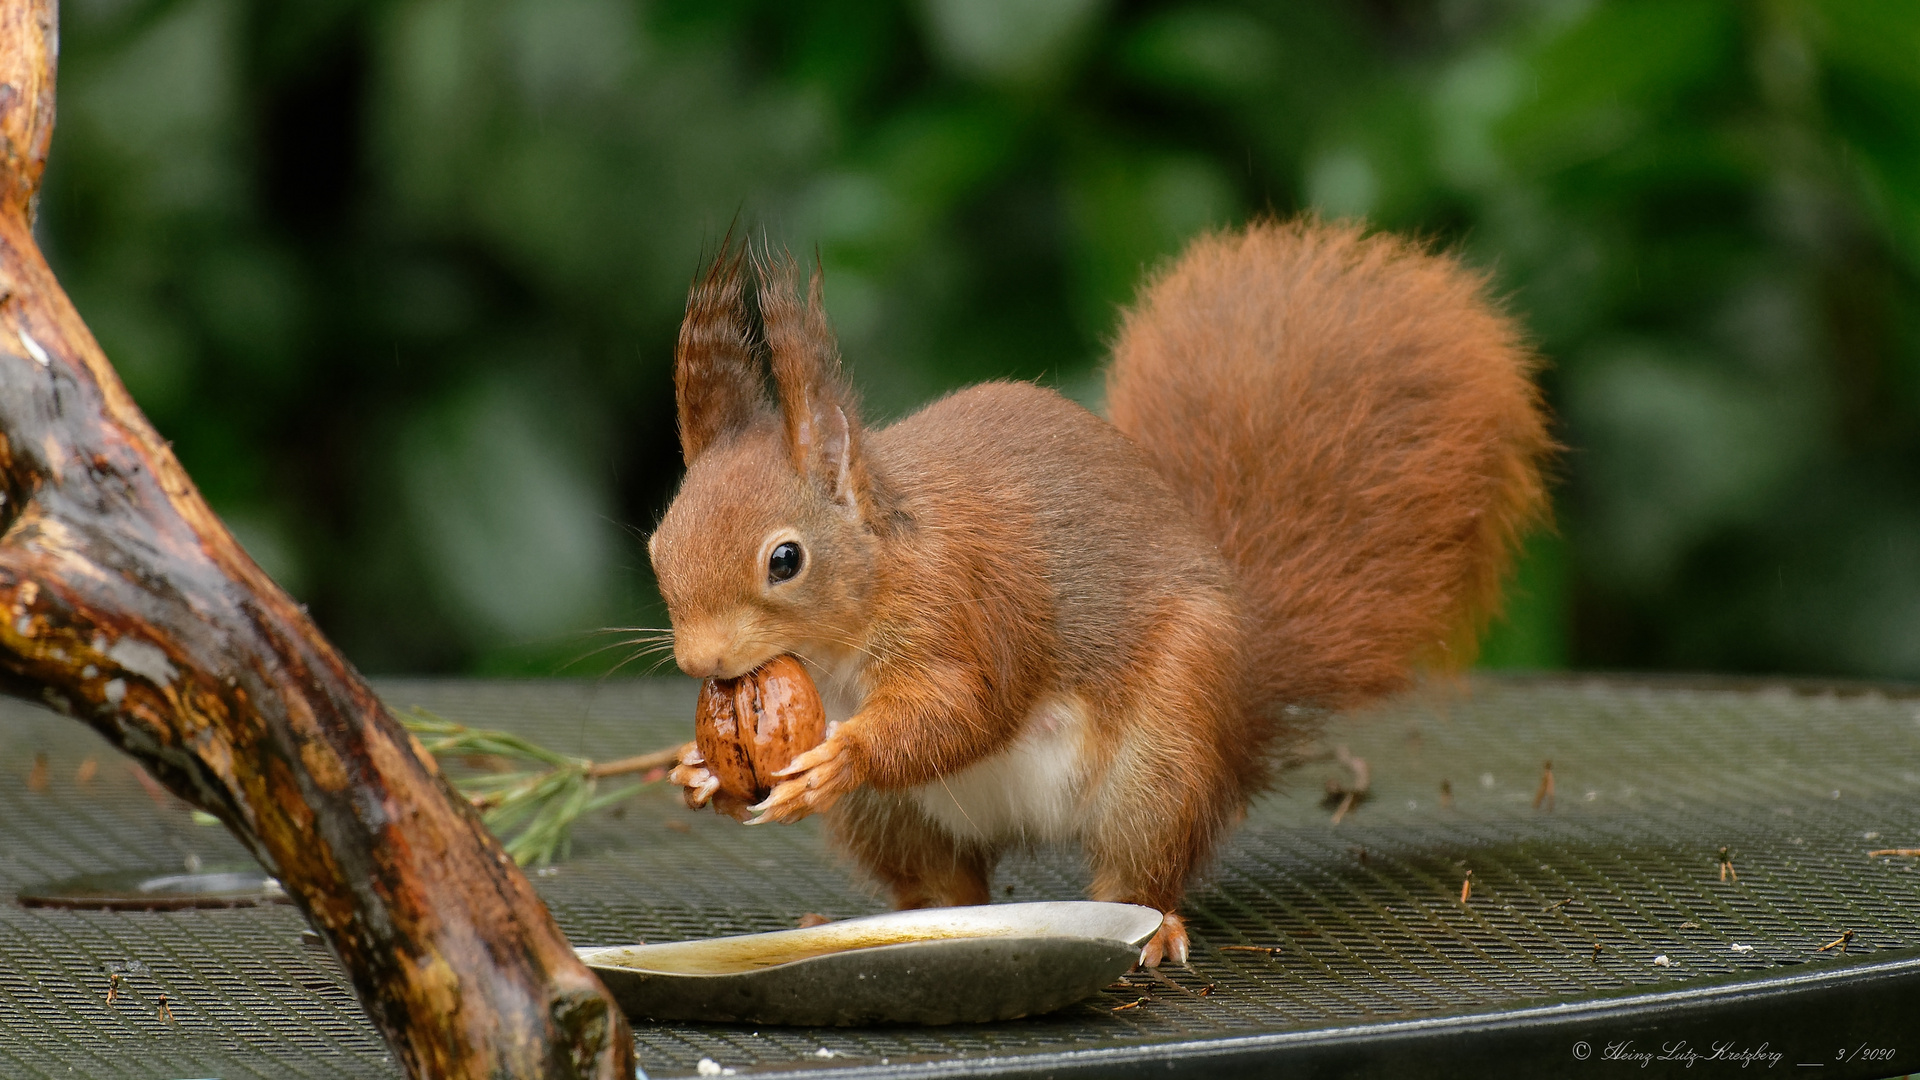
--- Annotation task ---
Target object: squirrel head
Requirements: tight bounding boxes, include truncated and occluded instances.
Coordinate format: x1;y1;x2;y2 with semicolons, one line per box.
649;243;878;680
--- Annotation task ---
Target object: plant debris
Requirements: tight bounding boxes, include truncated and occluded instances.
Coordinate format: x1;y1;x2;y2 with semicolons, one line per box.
401;707;684;865
1322;746;1370;825
1218;944;1286;957
1817;929;1855;954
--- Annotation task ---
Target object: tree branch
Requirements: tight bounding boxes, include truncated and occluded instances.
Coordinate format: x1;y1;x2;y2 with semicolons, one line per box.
0;3;633;1076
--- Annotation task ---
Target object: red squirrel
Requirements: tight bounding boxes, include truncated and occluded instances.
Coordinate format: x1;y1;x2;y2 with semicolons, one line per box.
651;219;1552;966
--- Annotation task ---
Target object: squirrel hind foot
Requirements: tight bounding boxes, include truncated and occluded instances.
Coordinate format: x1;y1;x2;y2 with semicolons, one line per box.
1137;912;1189;968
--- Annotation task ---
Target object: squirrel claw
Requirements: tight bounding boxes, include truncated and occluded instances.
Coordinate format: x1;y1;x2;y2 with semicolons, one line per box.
745;736;857;824
1136;912;1189;968
683;772;720;810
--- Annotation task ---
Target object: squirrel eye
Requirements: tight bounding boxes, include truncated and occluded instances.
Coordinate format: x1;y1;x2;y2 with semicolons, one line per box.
767;541;804;584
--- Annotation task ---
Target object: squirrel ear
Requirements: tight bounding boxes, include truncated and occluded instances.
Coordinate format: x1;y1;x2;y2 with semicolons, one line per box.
759;249;866;513
675;235;768;463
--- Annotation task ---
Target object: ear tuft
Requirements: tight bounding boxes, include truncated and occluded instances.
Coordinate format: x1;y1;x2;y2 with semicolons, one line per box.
758;248;867;513
675;231;768;463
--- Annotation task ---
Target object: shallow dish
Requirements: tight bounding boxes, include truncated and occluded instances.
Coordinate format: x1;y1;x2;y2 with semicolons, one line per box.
577;901;1162;1026
17;866;289;910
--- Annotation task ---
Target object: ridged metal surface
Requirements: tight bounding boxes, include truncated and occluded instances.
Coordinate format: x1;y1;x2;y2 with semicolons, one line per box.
1;675;1918;1078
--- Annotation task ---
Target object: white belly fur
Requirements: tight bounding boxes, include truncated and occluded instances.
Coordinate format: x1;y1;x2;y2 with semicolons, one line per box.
797;651;1093;845
907;693;1091;845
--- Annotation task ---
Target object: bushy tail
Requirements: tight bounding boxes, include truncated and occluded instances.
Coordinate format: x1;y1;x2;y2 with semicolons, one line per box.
1106;219;1553;713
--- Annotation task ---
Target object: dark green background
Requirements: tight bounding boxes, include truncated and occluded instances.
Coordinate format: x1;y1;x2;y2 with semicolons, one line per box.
39;0;1920;680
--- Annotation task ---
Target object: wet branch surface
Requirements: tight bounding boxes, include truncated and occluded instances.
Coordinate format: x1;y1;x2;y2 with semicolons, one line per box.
0;2;632;1076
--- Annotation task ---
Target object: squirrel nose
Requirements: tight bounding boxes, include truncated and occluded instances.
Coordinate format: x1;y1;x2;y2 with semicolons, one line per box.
675;624;753;679
676;650;724;680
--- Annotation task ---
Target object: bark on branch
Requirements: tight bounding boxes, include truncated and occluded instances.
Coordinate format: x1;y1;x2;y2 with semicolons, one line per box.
0;3;633;1076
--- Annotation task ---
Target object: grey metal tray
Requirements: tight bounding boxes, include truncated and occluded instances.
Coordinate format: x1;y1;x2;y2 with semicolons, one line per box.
1;674;1917;1078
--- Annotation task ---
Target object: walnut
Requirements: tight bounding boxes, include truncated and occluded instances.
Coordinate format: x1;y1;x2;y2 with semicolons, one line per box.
693;655;826;804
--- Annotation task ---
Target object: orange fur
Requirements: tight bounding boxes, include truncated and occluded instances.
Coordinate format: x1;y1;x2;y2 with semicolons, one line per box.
673;238;765;463
651;220;1553;964
1107;219;1553;712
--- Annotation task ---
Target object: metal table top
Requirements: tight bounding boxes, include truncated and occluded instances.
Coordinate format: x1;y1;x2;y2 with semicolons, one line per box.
1;674;1917;1078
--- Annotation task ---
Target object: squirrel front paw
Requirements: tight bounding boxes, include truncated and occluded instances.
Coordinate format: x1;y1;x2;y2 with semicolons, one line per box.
745;733;859;825
668;746;753;822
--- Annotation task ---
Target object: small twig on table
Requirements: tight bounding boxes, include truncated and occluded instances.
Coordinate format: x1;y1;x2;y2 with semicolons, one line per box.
1533;760;1555;811
1218;944;1286;957
1144;965;1210;998
1817;929;1855;954
1111;997;1148;1012
1323;745;1370;825
1541;897;1576;913
127;764;176;808
1718;846;1737;882
1869;848;1920;858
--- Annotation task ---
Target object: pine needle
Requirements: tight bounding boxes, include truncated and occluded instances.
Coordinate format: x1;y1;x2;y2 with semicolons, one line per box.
399;706;686;866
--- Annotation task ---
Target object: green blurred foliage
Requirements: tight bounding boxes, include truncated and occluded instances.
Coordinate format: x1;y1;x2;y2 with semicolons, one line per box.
36;0;1920;678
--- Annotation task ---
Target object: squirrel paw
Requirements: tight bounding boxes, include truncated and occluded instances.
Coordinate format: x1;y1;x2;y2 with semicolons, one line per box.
668;747;752;822
1136;912;1189;968
667;746;716;807
745;735;857;824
